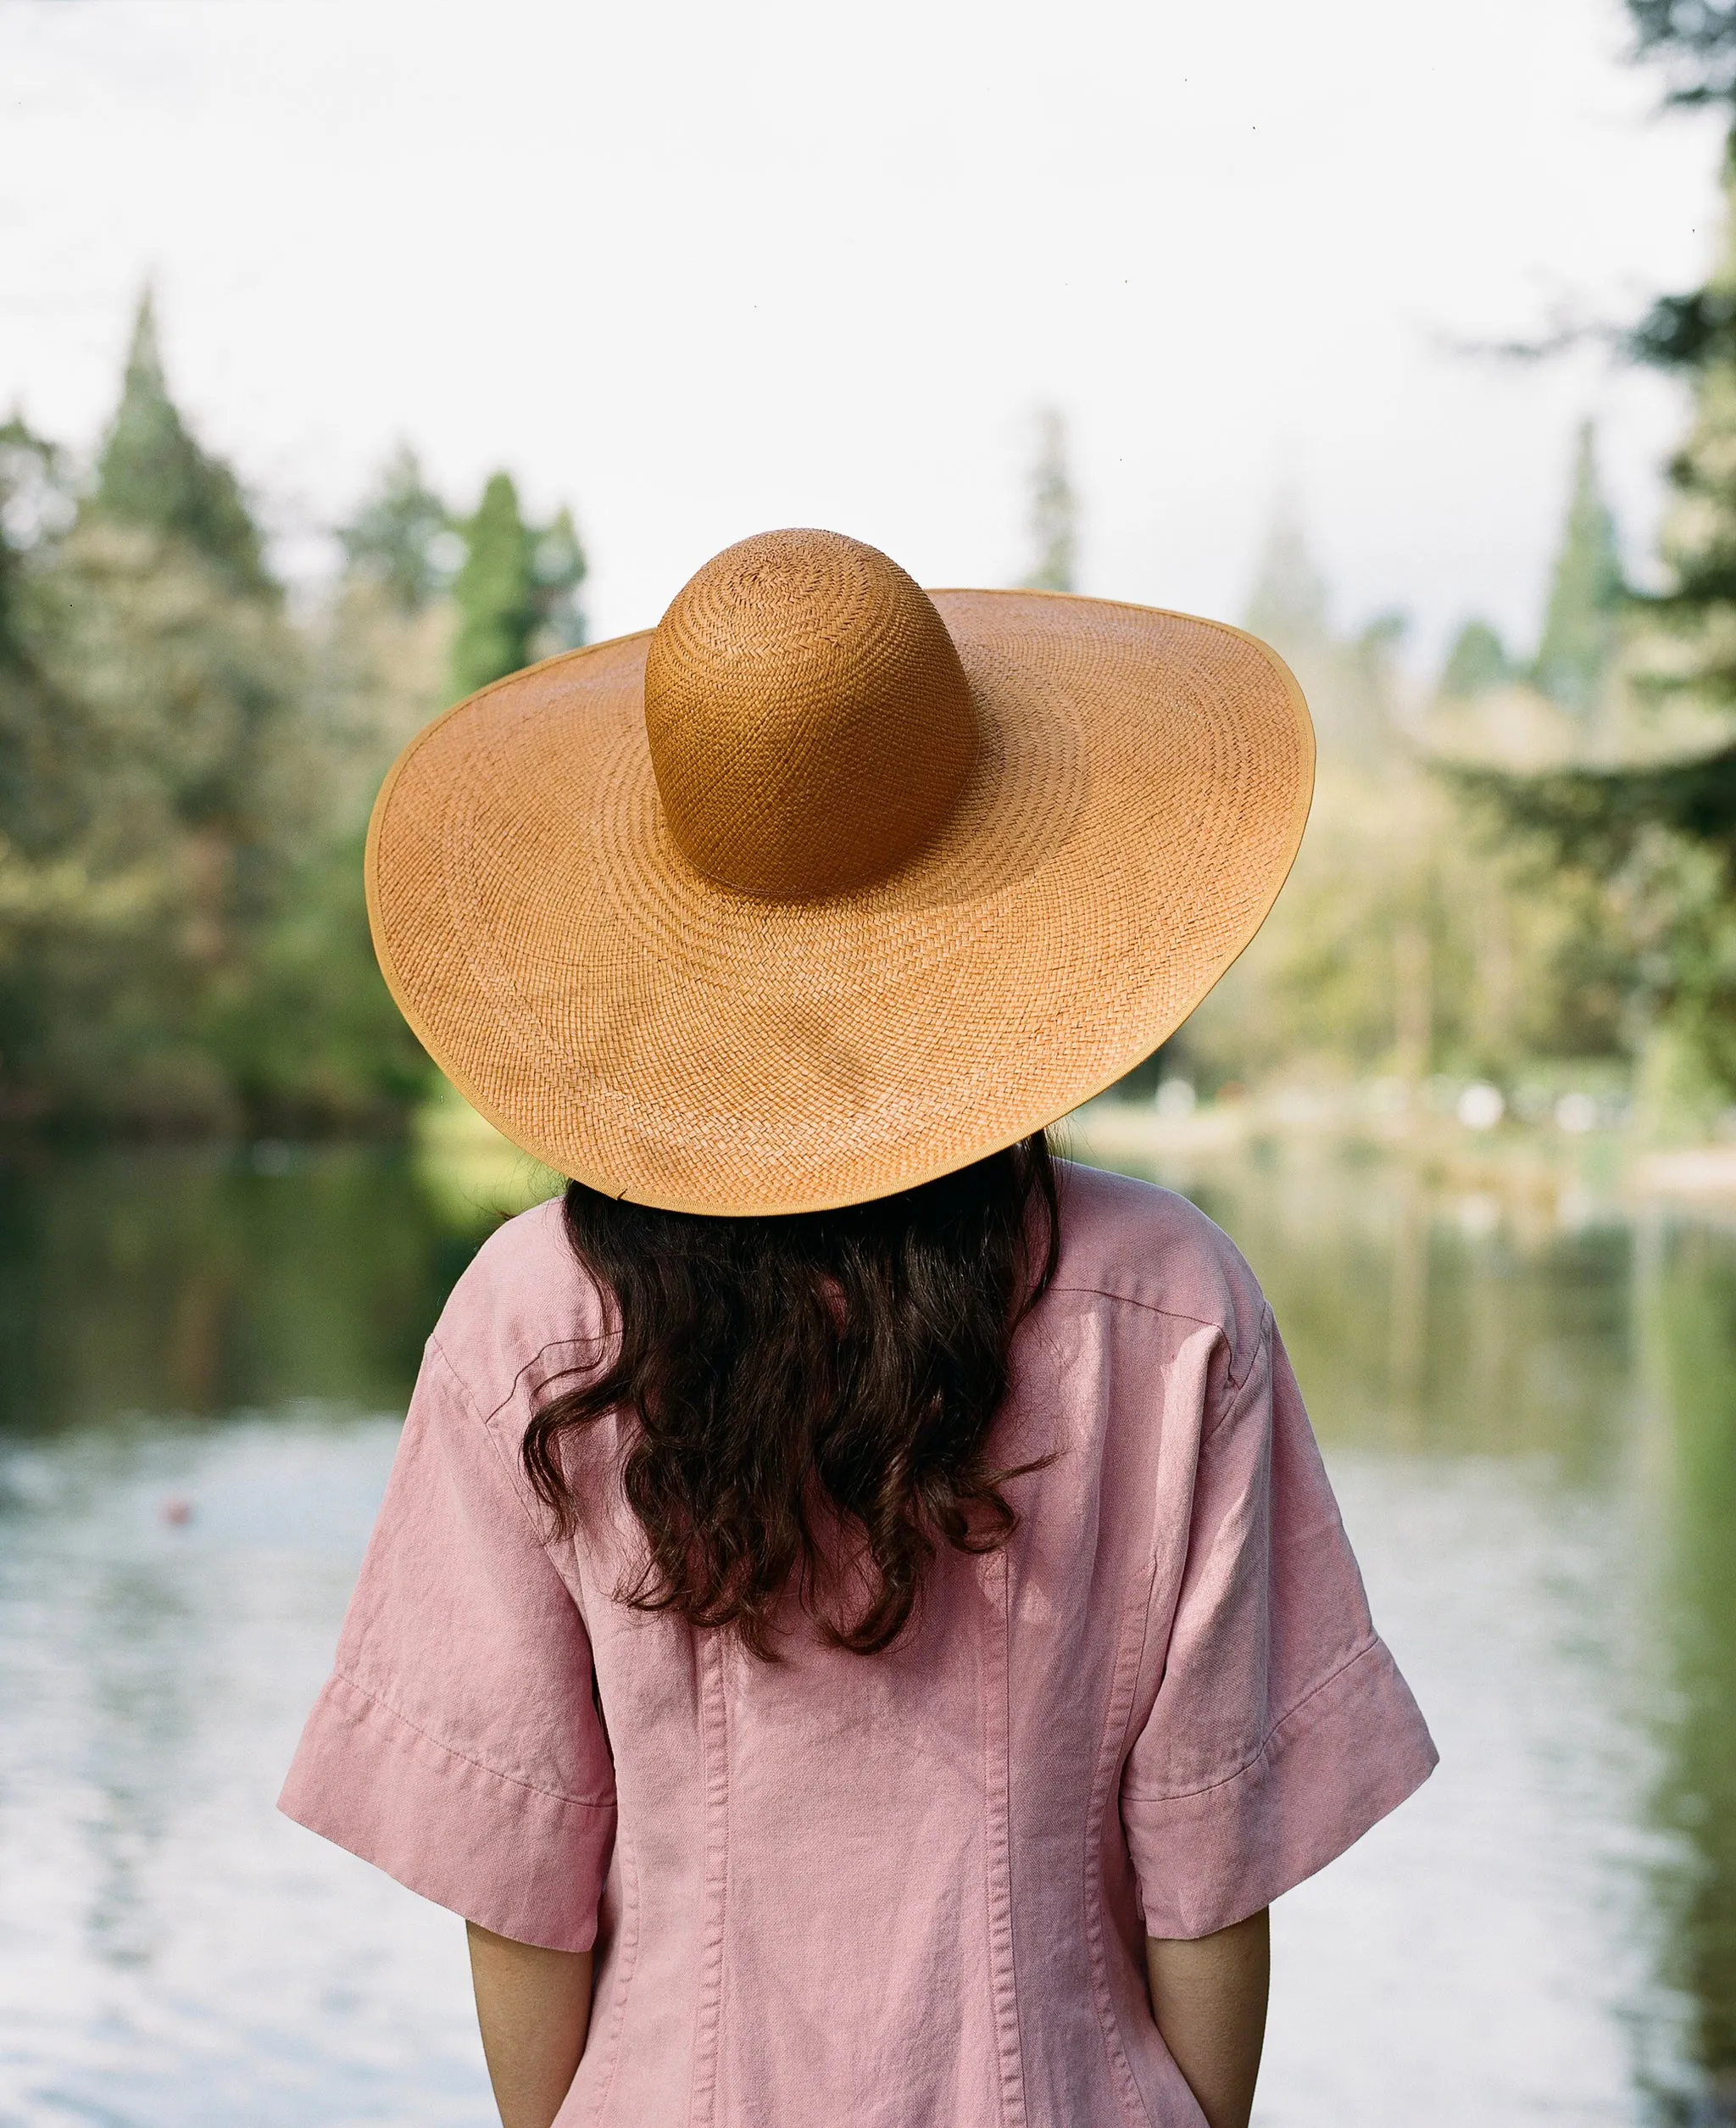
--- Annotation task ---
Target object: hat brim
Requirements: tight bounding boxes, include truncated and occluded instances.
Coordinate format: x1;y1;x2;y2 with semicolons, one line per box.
366;589;1313;1215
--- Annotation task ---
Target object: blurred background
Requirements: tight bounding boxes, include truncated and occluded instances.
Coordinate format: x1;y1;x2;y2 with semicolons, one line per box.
3;0;1736;2121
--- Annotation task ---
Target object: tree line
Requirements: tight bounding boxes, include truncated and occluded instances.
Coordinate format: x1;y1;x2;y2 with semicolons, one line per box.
0;295;587;1138
1166;0;1736;1132
1438;0;1736;1114
1166;447;1650;1113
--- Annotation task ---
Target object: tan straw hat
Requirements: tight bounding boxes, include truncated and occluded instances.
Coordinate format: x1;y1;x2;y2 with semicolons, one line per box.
366;527;1313;1215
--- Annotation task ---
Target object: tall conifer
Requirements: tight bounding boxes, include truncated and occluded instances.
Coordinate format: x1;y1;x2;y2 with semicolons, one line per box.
93;291;272;597
1636;149;1736;720
1438;619;1511;699
448;471;537;700
338;445;455;615
1532;423;1623;716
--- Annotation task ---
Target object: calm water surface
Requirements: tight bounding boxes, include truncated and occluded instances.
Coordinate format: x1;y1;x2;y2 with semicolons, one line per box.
1;1141;1733;2126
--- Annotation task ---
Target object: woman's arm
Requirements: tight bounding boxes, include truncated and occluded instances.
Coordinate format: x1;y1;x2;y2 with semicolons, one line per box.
1145;1908;1270;2128
466;1922;593;2128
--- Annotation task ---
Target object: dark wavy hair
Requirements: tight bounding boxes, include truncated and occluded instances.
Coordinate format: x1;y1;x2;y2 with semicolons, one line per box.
522;1135;1060;1658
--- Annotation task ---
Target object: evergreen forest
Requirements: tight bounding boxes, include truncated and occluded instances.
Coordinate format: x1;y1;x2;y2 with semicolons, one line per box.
0;297;585;1138
1164;2;1736;1135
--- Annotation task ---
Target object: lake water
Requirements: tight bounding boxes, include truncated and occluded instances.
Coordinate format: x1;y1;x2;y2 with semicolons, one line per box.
1;1139;1733;2126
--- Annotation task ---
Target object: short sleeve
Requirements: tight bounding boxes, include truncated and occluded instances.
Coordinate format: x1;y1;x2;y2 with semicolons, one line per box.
278;1336;616;1953
1120;1314;1436;1940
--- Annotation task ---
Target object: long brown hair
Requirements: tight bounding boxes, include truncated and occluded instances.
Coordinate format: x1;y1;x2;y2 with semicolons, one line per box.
523;1135;1060;1658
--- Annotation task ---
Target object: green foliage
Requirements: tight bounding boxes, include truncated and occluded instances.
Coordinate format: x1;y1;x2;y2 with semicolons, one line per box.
93;292;273;599
0;298;598;1139
1624;142;1736;708
1648;356;1736;703
310;575;453;832
1632;281;1736;369
0;299;453;1135
1532;423;1624;716
337;444;456;616
202;831;434;1133
1021;408;1077;593
1439;618;1511;699
0;416;70;651
1451;745;1736;1088
1432;437;1621;727
1457;743;1736;868
1188;744;1635;1090
1628;0;1736;104
0;420;81;862
1170;503;1641;1092
3;511;314;1128
1466;50;1736;1100
448;471;536;699
448;471;590;699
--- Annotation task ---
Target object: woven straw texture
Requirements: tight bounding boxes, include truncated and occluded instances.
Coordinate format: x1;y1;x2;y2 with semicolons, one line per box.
645;530;976;898
366;534;1314;1215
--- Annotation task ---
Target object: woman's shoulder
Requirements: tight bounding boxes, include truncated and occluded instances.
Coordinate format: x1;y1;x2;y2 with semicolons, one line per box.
1048;1159;1268;1375
424;1195;603;1419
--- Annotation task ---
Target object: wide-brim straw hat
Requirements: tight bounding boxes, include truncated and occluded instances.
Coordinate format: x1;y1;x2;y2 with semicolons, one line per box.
367;527;1313;1215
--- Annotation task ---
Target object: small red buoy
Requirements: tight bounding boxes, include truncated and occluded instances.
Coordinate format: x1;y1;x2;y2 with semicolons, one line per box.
161;1497;192;1527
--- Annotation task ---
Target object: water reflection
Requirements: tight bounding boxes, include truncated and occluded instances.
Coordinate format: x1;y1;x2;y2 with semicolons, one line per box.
1638;1227;1736;2121
1160;1149;1633;1468
0;1146;481;1434
0;1141;1733;2124
1093;1140;1735;2125
0;1148;498;2128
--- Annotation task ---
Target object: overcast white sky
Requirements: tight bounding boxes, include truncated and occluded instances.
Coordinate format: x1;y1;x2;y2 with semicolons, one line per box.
1;0;1727;667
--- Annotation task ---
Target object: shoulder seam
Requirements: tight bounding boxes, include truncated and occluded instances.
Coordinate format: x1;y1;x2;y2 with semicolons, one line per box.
1046;1280;1264;1391
1198;1306;1272;1438
424;1334;598;1591
1046;1280;1227;1341
429;1328;608;1434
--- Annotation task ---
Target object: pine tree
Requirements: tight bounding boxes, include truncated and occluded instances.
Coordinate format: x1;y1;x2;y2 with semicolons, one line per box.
338;444;456;615
1465;103;1736;1117
1628;144;1736;729
2;303;438;1134
1438;619;1511;699
92;291;272;598
1021;408;1077;593
1532;423;1623;716
448;471;537;700
0;418;60;674
0;418;81;856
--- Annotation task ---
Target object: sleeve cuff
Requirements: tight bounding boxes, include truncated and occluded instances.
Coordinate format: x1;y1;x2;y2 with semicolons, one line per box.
278;1673;616;1953
1122;1637;1438;1940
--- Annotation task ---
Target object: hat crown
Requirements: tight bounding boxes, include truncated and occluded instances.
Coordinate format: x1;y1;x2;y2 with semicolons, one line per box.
643;528;977;898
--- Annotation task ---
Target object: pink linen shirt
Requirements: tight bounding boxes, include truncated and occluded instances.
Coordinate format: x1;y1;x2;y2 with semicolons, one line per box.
281;1161;1435;2127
